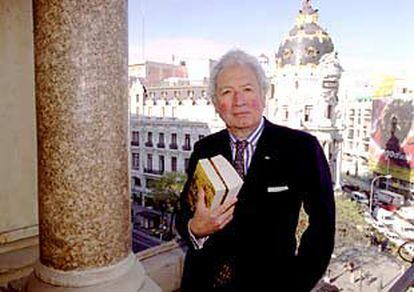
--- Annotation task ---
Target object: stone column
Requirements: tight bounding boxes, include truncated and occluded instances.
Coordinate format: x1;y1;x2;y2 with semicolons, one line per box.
28;1;159;291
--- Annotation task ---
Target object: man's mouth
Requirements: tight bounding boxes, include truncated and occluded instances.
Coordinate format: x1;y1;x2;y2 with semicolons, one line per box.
233;112;250;116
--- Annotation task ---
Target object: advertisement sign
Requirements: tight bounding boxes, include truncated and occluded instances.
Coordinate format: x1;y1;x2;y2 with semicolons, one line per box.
369;97;414;183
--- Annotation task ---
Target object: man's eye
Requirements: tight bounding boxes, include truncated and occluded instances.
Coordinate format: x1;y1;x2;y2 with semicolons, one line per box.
221;90;232;95
243;87;253;92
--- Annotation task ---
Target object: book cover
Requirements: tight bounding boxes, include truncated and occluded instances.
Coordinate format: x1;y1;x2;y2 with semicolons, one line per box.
188;154;244;211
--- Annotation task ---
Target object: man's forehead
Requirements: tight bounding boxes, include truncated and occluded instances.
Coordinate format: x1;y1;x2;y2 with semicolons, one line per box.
216;64;259;85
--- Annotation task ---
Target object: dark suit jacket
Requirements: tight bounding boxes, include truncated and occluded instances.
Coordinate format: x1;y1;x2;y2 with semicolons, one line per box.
176;119;336;292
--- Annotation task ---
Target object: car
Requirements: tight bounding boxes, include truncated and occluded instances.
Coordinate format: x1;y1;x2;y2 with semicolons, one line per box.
350;191;369;205
372;220;386;232
384;230;400;240
377;202;397;212
342;184;359;193
405;243;414;255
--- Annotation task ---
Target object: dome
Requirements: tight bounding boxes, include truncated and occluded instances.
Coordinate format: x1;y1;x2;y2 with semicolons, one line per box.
276;0;334;68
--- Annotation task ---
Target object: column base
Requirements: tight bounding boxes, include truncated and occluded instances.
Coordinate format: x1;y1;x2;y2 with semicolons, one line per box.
25;258;161;292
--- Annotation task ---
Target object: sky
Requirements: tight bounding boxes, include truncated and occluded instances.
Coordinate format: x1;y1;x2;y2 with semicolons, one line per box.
128;0;414;79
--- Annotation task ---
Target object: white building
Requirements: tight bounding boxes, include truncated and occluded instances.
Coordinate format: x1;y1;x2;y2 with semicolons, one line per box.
340;75;414;197
130;115;211;203
129;76;224;133
341;95;372;180
267;0;343;188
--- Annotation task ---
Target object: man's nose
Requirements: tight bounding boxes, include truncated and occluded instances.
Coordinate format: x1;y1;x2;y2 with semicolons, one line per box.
233;90;246;105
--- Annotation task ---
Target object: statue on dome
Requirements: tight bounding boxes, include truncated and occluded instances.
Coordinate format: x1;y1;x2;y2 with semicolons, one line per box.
301;0;318;14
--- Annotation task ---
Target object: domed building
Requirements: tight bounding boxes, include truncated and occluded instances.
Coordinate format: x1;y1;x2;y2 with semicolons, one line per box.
266;0;343;189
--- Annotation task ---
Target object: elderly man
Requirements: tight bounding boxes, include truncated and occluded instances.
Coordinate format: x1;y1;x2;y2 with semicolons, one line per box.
176;50;335;291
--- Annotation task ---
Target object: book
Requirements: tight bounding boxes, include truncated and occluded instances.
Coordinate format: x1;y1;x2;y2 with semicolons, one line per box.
188;154;244;211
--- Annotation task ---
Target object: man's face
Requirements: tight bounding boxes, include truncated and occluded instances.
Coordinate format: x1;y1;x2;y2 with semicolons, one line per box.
214;64;265;137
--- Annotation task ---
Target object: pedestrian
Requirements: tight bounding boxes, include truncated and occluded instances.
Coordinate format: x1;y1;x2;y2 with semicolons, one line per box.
346;261;356;284
176;49;336;291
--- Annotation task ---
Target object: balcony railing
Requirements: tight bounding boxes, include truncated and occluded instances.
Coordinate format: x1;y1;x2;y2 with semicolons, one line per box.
131;141;140;146
182;145;191;151
137;240;186;292
157;143;165;148
145;141;153;147
169;143;178;150
144;168;164;175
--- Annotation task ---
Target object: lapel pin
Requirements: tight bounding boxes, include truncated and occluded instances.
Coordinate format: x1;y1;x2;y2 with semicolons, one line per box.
264;156;271;160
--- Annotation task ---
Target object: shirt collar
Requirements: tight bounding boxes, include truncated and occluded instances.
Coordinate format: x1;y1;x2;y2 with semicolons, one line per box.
228;117;265;145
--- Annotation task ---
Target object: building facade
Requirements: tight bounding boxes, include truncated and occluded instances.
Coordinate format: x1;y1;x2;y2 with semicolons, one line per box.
129;76;225;133
341;75;414;197
267;0;343;188
130;115;212;204
341;96;372;180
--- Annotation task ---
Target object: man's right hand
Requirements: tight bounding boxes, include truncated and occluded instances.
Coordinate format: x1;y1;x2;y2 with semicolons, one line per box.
189;188;238;238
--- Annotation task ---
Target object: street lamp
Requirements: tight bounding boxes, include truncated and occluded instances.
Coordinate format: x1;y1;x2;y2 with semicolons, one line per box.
370;174;392;216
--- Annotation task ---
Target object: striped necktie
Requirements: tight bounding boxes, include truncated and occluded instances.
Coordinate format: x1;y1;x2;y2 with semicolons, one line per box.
233;140;248;179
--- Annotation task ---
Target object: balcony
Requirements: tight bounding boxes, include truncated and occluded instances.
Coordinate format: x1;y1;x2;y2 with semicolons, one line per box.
182;145;191;151
145;141;153;147
144;168;164;175
3;239;186;292
169;143;178;150
156;143;165;149
131;141;140;146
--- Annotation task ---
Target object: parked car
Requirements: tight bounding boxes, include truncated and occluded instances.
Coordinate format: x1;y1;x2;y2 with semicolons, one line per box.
384;230;400;241
350;191;369;205
405;243;414;255
372;220;386;232
342;184;359;193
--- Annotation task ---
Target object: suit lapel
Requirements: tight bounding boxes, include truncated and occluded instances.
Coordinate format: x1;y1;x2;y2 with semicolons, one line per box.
244;119;281;185
211;130;232;163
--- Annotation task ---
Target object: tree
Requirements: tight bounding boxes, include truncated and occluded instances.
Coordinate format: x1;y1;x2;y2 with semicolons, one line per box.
150;172;186;240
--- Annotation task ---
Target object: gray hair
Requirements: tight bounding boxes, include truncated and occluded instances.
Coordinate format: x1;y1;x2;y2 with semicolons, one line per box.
209;49;269;102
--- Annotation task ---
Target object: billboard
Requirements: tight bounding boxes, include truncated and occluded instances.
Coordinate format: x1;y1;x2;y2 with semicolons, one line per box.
369;97;414;183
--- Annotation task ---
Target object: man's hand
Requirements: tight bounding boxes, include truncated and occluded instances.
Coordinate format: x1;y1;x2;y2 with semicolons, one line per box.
189;188;238;238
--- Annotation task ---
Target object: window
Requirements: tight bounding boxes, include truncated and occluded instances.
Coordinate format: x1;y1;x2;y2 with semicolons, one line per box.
283;106;289;121
304;105;312;122
170;133;178;149
306;46;317;57
157;133;165;148
136;94;139;103
183;134;191;151
147;154;153;170
145;132;153;147
132;131;139;146
132;153;140;170
171;156;177;172
133;177;141;187
159;155;165;173
326;105;332;119
270;84;275;99
185;158;190;172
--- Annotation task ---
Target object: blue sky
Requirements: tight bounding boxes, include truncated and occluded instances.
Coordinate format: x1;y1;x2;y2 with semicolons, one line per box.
128;0;414;78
